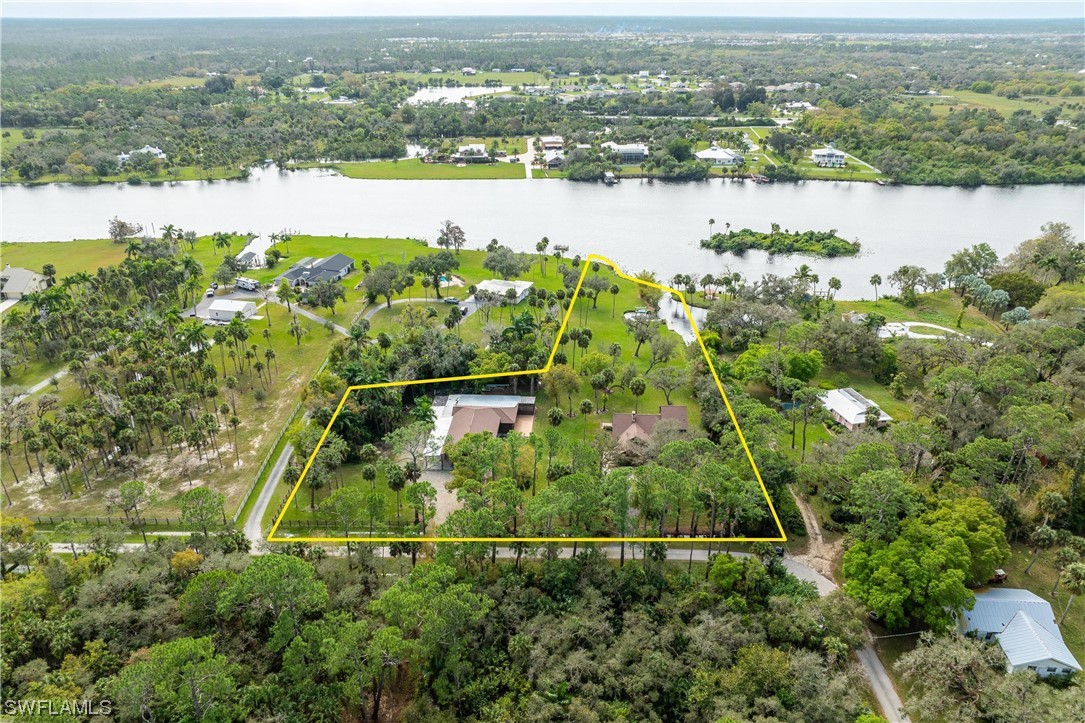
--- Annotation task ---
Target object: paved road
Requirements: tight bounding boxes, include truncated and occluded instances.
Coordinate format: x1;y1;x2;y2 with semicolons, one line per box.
244;441;294;548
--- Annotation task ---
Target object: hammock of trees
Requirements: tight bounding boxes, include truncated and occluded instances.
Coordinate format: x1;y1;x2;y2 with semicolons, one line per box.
701;226;861;257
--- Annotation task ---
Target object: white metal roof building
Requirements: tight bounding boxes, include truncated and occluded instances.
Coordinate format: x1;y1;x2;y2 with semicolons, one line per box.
601;141;649;164
207;299;257;321
997;610;1082;676
818;388;892;430
960;588;1058;637
475;279;533;303
694;145;746;166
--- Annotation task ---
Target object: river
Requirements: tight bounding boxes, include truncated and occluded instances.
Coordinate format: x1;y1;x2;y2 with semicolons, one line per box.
1;167;1081;297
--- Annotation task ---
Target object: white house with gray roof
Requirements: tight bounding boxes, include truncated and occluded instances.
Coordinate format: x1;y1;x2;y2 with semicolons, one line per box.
818;388;892;430
959;588;1081;678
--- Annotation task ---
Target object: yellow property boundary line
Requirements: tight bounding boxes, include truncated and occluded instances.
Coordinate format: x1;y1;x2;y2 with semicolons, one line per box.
268;254;787;543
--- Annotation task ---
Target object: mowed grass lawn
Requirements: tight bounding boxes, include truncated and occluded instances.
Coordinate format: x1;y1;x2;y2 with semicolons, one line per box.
304;159;526;180
835;290;1004;336
905;90;1083;117
537;267;703;448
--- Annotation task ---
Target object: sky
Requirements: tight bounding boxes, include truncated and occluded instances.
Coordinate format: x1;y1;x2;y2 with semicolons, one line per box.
3;1;1082;20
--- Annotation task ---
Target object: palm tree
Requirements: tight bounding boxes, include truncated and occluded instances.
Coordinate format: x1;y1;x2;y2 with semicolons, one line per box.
869;274;882;304
1058;562;1085;623
828;277;842;301
212;232;232;256
289;314;306;345
708;218;715;238
125;238;143;259
793;264;815;295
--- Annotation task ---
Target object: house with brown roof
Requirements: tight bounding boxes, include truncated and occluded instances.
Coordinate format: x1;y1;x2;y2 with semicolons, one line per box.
611;405;688;446
427;394;536;468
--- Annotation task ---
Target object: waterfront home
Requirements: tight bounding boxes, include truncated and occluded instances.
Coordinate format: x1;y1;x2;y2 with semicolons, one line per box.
811;146;847;168
601;141;649;164
694;145;746;166
453;144;489;163
543;150;565;169
280;254;356;288
476;279;534;303
0;264;51;300
117;145;168;165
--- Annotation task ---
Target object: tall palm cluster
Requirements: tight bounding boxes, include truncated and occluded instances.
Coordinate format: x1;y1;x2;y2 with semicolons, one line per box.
0;237;275;507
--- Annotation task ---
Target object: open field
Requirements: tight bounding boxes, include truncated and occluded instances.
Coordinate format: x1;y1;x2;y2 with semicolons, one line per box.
1;127;78;160
296;158;526;179
835;290;1004;335
460;136;528;155
904;90;1084;117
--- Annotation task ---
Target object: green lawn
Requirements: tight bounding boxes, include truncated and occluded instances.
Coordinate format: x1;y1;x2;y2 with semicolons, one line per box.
461;136;528;155
297;158;526;180
834;290;1004;335
1;239;127;274
905;90;1083;117
794;157;887;182
1;127;78;161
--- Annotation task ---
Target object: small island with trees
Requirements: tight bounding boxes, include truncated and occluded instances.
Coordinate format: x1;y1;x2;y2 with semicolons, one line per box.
700;225;862;258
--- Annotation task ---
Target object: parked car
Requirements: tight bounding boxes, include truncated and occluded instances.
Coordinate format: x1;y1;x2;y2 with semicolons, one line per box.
211;282;219;290
205;288;215;297
443;296;459;304
460;306;469;315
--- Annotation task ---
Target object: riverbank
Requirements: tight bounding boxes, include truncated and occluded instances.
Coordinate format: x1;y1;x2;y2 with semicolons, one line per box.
292;159;527;179
0;164;249;185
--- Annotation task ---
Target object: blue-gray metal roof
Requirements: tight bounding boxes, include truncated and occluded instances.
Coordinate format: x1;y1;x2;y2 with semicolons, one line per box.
997;611;1081;671
961;588;1056;634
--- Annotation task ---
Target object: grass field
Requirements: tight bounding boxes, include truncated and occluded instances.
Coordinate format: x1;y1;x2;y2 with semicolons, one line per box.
1;127;78;161
299;159;526;180
460;136;528;155
905;90;1083;117
835;290;1004;335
